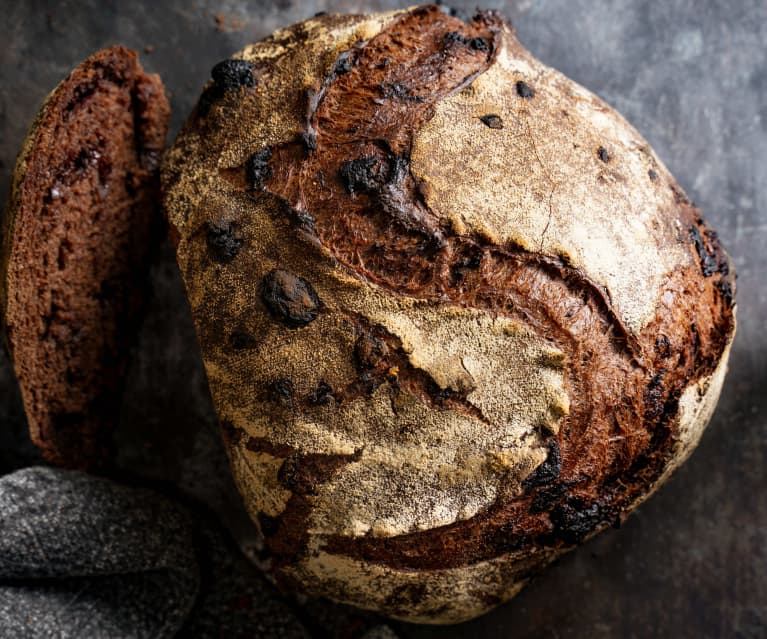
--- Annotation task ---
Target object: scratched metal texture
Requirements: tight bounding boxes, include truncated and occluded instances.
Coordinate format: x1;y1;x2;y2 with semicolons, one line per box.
0;1;765;638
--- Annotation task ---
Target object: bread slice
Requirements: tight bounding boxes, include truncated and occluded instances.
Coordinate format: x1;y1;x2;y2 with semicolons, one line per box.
1;46;169;470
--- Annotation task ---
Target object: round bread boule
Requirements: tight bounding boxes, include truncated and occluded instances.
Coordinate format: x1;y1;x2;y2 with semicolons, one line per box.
161;5;736;624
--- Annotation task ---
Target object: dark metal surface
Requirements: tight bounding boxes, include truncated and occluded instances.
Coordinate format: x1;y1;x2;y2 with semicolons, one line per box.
1;1;765;637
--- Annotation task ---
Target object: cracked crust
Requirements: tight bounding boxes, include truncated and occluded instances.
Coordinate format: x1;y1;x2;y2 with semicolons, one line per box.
162;5;735;624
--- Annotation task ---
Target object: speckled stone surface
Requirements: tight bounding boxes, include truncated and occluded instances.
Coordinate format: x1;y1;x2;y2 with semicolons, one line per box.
0;1;765;638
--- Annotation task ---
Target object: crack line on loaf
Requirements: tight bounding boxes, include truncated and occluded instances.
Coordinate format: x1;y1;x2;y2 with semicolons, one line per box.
522;118;559;252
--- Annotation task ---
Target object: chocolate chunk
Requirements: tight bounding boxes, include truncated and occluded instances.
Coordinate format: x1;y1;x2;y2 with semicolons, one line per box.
516;80;535;99
597;146;610;163
269;378;295;407
246;148;272;189
690;225;718;277
648;168;658;181
715;279;734;306
426;379;455;406
339;156;381;194
211;59;256;90
523;441;562;487
333;51;353;75
480;114;503;129
530;483;568;514
198;59;256;116
644;370;667;420
444;31;467;45
443;31;488;52
551;499;605;545
354;333;389;370
380;81;424;102
206;221;243;263
260;269;320;328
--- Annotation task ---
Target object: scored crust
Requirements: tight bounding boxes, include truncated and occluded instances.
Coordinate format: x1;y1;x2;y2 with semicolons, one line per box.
1;46;169;470
162;6;735;624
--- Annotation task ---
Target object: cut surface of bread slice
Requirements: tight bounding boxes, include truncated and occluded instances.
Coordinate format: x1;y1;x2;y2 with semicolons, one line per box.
1;46;169;470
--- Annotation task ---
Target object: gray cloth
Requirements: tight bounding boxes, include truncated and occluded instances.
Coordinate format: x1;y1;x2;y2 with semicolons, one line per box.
0;467;310;639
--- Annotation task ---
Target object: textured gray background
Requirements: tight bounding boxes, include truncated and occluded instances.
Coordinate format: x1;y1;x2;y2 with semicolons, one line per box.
1;1;765;637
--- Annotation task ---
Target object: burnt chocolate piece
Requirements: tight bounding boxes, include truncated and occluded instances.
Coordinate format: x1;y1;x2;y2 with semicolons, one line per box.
690;225;718;277
206;221;243;263
530;483;568;514
480;114;504;129
516;80;535;98
269;378;295;407
380;81;424;102
354;333;389;370
333;51;353;75
198;59;257;117
260;269;320;328
246;148;272;189
443;30;489;52
551;500;605;545
444;30;466;44
339;156;381;194
211;58;257;89
523;441;562;487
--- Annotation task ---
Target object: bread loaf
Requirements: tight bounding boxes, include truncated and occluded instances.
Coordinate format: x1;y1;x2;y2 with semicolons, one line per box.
1;47;169;469
162;5;736;623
